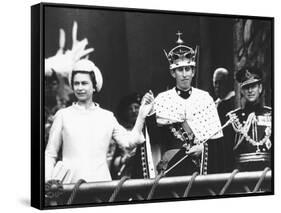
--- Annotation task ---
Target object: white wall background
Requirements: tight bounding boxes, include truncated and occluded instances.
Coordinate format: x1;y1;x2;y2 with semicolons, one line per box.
0;0;279;212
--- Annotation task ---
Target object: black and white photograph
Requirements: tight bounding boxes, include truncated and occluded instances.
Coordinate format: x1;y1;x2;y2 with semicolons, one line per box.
31;1;273;210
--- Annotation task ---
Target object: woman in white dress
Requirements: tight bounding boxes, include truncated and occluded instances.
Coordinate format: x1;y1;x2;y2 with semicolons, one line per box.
45;59;153;183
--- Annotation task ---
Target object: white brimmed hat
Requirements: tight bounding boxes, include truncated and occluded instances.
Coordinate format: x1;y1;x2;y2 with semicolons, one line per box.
70;59;103;92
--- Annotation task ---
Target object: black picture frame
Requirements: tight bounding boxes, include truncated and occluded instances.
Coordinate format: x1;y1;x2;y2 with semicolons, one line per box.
31;2;274;210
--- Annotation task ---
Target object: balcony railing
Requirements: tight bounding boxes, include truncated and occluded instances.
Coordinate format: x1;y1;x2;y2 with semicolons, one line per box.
45;168;272;207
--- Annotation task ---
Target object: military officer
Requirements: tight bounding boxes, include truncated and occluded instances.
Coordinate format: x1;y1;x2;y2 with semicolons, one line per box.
227;66;272;172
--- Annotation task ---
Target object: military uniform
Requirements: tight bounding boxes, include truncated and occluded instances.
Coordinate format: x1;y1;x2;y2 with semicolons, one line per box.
227;103;272;171
226;66;272;172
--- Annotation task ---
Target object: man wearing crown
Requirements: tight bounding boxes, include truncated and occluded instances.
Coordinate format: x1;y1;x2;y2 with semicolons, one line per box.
226;67;272;172
145;32;223;176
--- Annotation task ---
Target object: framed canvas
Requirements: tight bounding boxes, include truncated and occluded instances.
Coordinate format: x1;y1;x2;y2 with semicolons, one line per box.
31;2;274;210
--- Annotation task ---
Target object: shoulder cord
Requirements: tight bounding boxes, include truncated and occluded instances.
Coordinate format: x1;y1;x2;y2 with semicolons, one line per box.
182;172;199;197
232;113;270;150
232;112;254;146
252;167;271;193
108;176;130;202
146;171;166;200
66;179;86;205
219;169;239;195
232;112;254;133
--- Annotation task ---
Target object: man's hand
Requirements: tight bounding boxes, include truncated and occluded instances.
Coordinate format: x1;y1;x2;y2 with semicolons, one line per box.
138;90;154;119
185;143;203;157
226;111;242;130
45;21;94;77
